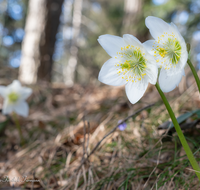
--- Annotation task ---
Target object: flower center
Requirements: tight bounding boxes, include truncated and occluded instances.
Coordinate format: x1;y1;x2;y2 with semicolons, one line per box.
153;32;182;69
8;92;19;103
115;45;147;82
158;38;181;64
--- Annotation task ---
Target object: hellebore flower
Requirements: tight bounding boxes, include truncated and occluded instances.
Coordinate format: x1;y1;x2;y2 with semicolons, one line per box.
0;80;32;117
144;16;188;92
98;34;158;104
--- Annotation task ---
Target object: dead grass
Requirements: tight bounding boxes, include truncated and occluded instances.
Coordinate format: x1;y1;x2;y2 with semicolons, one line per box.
0;72;200;189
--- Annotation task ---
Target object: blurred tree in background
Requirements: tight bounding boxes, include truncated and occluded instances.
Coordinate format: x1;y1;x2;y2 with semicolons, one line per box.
0;0;199;85
19;0;64;84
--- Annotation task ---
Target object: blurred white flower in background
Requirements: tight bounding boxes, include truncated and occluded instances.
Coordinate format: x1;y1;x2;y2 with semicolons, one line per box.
0;80;32;117
144;16;188;92
98;34;158;104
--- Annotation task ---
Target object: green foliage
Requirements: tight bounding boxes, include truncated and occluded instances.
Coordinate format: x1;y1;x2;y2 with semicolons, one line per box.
168;109;200;129
0;119;8;135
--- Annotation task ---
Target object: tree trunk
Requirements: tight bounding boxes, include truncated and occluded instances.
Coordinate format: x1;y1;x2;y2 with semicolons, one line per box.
63;0;83;86
19;0;64;84
122;0;142;35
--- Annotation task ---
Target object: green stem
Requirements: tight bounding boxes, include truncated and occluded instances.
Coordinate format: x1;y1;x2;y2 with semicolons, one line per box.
13;112;25;146
155;83;200;180
187;59;200;92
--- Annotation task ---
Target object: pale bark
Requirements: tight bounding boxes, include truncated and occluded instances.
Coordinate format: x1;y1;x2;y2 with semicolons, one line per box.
63;0;83;86
122;0;142;34
19;0;46;84
19;0;63;84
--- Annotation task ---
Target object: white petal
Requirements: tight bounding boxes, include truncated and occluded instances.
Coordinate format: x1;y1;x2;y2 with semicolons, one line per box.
0;86;7;98
145;16;171;39
123;34;142;47
13;101;29;117
98;35;127;57
159;69;185;92
2;100;14;115
6;80;22;95
170;23;185;42
179;44;188;69
125;81;148;104
10;80;21;89
146;63;158;85
143;40;155;55
98;58;126;86
20;87;32;100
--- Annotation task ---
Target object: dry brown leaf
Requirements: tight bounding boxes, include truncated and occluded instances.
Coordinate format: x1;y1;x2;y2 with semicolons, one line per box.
70;121;99;145
58;180;68;187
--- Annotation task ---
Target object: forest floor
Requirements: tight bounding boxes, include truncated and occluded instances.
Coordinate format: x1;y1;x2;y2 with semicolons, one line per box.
0;70;200;189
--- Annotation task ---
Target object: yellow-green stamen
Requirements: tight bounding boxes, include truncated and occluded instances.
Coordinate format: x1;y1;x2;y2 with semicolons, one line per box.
153;33;182;70
115;46;147;83
8;92;19;103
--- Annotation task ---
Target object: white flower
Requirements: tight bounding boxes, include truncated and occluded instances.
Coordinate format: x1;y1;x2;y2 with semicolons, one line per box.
98;34;158;104
144;16;188;92
0;80;32;117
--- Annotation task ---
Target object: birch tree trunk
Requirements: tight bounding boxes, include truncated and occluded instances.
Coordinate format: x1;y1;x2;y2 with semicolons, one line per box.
19;0;64;84
63;0;83;86
122;0;142;35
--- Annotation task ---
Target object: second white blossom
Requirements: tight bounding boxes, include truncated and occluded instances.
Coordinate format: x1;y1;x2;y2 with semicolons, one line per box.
144;16;188;92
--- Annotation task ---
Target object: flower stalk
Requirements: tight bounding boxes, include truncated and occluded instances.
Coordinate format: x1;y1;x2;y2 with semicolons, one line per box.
155;82;200;180
187;59;200;93
13;112;25;146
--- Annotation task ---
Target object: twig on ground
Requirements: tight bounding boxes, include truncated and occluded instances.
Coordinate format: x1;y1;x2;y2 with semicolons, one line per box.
86;121;90;158
75;103;155;173
74;170;81;190
82;118;90;165
144;139;163;190
82;116;86;162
